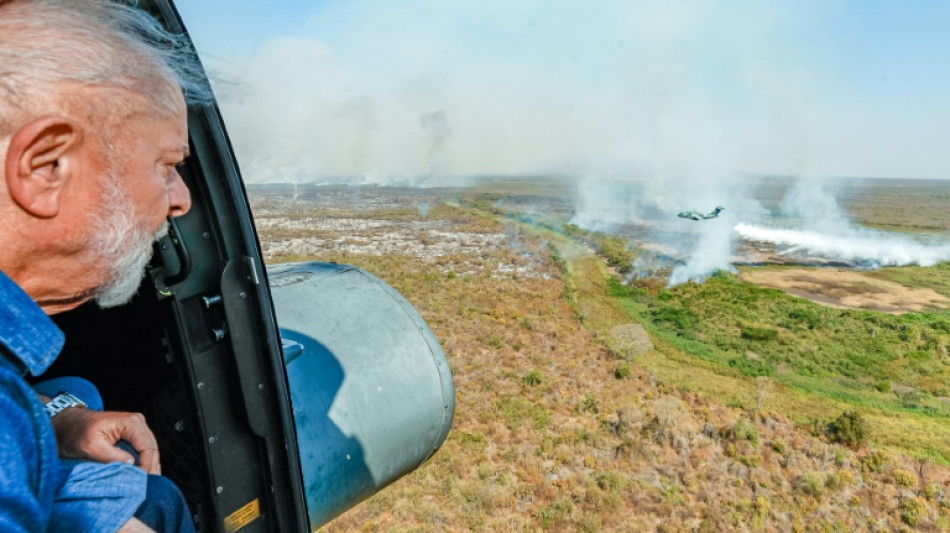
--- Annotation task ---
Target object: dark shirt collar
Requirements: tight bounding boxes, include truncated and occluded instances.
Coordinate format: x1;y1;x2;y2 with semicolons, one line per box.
0;270;64;376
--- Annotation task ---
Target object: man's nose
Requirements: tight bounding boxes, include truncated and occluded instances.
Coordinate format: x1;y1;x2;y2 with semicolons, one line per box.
167;169;192;217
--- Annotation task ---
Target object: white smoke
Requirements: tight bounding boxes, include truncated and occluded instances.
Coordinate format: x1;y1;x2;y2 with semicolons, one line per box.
572;176;655;230
419;110;453;185
571;174;767;285
734;224;950;267
668;216;737;285
728;176;950;268
778;177;850;231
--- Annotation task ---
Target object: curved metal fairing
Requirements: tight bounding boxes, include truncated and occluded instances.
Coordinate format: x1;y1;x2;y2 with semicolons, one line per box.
267;262;455;529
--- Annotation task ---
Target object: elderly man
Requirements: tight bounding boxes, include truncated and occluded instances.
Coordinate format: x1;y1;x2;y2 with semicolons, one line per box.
0;0;207;531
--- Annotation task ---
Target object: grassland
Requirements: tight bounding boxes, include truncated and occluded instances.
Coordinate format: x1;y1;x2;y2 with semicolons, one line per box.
251;184;950;531
870;262;950;299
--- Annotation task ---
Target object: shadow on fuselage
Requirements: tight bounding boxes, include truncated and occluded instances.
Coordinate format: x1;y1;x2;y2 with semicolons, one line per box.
279;328;374;526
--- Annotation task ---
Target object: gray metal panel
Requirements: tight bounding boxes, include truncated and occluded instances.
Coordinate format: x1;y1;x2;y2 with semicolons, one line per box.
268;262;455;528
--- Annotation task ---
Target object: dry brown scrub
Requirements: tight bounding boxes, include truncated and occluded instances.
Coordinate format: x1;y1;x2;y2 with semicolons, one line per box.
252;195;950;532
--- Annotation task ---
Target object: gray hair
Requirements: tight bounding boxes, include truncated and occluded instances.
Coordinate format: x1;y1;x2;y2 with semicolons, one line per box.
0;0;212;136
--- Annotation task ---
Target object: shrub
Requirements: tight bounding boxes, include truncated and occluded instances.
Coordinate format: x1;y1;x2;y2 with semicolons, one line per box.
900;497;929;527
486;334;504;349
874;380;891;393
752;496;770;519
457;432;485;450
614;362;632;380
595;235;634;270
733;418;759;447
579;394;599;414
825;470;855;490
828;410;868;447
922;483;945;502
861;451;888;473
725;443;738;458
741;327;778;342
729;357;773;377
788;308;821;329
738;455;761;468
595;472;623;492
607;276;644;298
651;306;695;330
539;500;572;530
834;448;847;467
899;389;927;410
892;468;917;488
562;223;582;237
798;472;825;497
523;369;543;387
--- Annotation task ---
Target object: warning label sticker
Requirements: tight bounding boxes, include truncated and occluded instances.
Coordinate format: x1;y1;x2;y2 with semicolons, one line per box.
224;498;261;532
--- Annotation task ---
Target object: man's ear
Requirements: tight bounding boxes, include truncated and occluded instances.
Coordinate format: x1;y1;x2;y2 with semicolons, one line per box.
4;116;84;218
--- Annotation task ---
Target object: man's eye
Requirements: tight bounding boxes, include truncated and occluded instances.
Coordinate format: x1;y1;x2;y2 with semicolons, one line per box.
165;163;184;181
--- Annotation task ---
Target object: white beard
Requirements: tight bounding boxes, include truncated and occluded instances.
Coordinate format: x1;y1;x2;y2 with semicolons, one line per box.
91;177;169;309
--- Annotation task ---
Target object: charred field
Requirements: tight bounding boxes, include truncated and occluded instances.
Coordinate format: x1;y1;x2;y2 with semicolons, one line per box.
249;177;950;531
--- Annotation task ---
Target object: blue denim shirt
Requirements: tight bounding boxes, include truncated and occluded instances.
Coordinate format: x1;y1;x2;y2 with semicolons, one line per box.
0;270;146;532
0;270;67;532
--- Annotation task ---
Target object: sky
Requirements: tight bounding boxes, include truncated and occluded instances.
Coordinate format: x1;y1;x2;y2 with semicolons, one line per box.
174;0;950;182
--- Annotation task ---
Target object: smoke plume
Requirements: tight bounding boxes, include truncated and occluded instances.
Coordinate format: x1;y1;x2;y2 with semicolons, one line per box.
734;224;950;268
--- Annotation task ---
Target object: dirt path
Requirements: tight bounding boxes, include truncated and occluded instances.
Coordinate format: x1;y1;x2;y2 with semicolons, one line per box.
741;268;950;314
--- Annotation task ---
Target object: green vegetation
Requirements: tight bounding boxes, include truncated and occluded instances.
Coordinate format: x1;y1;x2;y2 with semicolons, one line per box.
900;496;929;527
731;418;760;447
608;272;950;421
740;326;777;341
828;410;868;447
497;396;551;429
869;262;950;298
614;361;632;379
522;369;544;387
860;450;889;473
563;223;636;273
892;468;918;488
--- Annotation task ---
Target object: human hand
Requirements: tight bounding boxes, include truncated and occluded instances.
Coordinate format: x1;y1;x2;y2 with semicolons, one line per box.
51;408;161;474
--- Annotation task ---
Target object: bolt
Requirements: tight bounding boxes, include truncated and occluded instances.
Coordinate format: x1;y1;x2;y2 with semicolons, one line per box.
202;295;223;308
216;486;223;494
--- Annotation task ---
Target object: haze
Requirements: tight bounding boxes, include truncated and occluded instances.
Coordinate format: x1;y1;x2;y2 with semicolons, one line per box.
178;0;950;183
